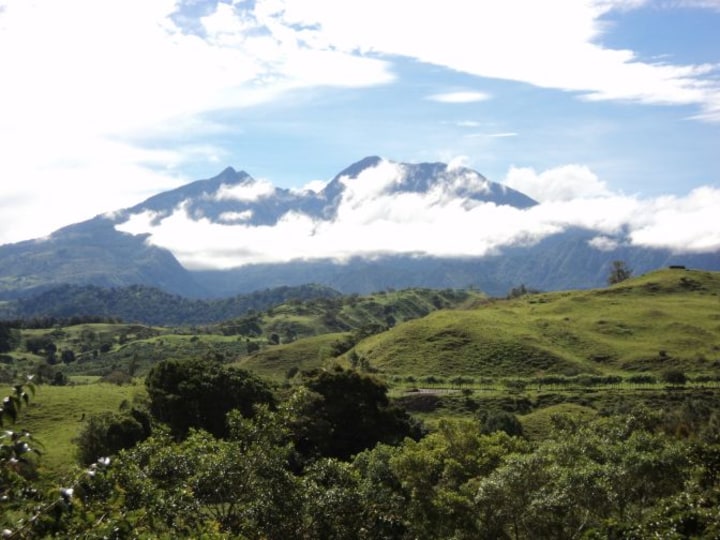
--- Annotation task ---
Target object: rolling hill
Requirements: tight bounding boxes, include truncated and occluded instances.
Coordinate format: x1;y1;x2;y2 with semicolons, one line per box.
345;268;720;379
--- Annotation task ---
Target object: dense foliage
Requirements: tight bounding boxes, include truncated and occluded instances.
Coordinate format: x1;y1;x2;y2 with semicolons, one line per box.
3;283;341;325
145;358;275;438
74;407;152;466
5;402;720;539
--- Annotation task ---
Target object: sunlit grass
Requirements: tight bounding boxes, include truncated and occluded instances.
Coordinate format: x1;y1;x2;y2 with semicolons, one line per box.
16;383;145;478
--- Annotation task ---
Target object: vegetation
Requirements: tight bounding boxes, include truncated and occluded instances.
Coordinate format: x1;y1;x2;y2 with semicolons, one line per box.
607;259;633;284
1;269;720;537
2;283;341;325
145;358;275;438
352;269;720;378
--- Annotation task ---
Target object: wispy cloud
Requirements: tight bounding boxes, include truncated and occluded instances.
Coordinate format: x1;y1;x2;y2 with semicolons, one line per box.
253;0;720;118
0;0;393;245
427;91;492;103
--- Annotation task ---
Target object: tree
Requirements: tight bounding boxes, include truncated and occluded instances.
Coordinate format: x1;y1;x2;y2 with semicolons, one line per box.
145;358;275;439
480;411;524;437
0;323;20;354
74;409;152;465
295;367;423;461
608;260;633;285
61;349;76;364
1;377;42;519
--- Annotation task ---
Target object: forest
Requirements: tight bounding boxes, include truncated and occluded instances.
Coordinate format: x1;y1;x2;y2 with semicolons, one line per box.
1;268;720;538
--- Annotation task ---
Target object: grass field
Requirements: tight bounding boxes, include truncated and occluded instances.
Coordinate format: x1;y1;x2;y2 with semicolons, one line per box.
235;332;350;380
351;269;720;378
16;382;145;478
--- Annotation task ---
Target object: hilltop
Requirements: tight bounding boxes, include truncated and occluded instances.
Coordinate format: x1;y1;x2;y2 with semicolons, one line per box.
343;268;720;379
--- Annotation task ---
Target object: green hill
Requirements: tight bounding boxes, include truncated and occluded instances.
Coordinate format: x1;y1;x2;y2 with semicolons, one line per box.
230;288;482;379
350;269;720;379
235;332;350;379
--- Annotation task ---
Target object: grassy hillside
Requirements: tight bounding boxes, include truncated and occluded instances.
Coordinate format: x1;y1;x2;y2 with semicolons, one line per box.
235;332;350;380
18;382;144;477
0;287;481;382
351;268;720;379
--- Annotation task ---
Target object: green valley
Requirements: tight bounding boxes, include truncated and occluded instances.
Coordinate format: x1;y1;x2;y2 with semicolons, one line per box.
2;268;720;538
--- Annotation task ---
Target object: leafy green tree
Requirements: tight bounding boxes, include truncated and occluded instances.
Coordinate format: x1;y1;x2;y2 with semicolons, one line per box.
61;348;76;364
1;378;43;530
389;421;529;539
474;414;691;537
25;335;54;355
480;411;524;437
0;323;20;353
145;357;275;439
297;367;422;460
300;458;362;540
607;259;633;285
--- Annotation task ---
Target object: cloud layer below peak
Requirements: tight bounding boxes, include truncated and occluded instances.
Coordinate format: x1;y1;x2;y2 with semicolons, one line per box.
116;160;720;270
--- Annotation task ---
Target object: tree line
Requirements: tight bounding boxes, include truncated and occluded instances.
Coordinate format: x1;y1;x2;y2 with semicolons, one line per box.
3;358;720;538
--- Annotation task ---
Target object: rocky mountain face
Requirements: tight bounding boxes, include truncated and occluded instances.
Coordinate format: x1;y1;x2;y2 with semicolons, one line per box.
0;157;717;300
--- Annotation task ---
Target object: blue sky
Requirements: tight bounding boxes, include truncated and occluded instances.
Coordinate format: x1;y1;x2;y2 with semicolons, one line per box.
0;0;719;251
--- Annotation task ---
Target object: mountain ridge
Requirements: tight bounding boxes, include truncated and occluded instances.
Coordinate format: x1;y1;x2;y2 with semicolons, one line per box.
1;156;718;299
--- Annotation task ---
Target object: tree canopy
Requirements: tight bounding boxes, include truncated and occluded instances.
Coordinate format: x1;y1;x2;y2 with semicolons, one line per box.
294;367;423;460
145;358;275;439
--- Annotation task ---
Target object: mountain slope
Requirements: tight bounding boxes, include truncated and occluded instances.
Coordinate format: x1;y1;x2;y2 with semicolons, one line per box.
349;268;720;377
0;157;718;299
0;217;204;299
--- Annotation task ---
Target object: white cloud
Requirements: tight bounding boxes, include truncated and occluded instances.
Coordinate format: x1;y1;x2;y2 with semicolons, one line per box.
589;236;622;251
628;186;720;252
118;160;720;268
504;164;612;202
114;159;720;269
219;210;254;223
293;179;329;194
428;91;492;103
252;0;720;118
0;0;393;245
447;156;471;171
214;179;276;202
0;0;717;247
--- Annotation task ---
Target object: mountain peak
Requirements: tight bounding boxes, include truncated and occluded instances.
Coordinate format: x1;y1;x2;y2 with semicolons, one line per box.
217;166;239;179
334;156;384;179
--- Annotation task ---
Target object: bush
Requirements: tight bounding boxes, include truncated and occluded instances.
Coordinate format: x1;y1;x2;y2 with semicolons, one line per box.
75;409;152;466
294;367;423;460
480;411;524;437
662;369;687;386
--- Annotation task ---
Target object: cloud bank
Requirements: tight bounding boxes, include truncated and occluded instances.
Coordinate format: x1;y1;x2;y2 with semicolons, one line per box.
116;159;720;270
0;0;717;246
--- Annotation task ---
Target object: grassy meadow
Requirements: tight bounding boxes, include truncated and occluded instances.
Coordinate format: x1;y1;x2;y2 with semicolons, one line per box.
17;382;145;478
350;268;720;378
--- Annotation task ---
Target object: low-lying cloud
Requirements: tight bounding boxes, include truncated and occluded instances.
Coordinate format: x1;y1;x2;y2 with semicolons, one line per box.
116;159;720;270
